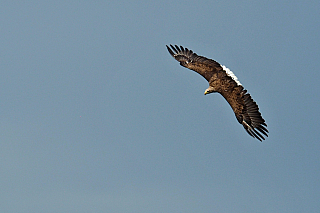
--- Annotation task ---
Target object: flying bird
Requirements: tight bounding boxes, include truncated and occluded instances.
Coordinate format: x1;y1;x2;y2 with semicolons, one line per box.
166;44;268;141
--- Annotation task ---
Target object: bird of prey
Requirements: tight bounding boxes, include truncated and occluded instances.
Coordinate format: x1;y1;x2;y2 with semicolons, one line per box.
166;44;268;141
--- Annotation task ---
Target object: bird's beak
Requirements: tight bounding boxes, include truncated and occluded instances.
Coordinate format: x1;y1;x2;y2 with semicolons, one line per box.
204;91;208;95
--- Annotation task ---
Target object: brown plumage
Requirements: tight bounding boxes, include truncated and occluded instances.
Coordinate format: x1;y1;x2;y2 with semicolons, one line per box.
166;44;268;141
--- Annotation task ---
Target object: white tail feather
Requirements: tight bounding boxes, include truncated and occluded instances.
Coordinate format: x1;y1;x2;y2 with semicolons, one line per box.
221;65;242;86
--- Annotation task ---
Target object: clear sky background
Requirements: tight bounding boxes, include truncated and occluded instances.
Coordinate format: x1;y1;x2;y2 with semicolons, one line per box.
1;1;319;212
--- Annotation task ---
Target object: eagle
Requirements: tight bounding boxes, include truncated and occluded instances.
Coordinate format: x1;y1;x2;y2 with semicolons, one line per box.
166;44;268;141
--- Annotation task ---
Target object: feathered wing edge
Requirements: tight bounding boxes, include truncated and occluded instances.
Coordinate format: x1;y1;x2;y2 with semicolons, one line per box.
166;44;202;66
241;90;268;141
166;44;196;62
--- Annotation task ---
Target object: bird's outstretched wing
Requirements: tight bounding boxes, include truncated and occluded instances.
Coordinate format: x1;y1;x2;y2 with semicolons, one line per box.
237;90;268;141
166;44;222;81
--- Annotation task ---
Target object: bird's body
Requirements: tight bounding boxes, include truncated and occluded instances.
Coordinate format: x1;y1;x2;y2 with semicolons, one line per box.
166;45;268;141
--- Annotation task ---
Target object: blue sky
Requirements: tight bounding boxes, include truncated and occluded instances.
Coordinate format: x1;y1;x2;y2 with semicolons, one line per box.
0;1;319;212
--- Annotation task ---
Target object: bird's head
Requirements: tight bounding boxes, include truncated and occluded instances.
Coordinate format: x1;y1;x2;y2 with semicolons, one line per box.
204;86;215;95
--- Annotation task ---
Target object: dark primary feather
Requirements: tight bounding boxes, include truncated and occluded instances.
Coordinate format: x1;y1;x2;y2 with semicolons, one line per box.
241;91;268;141
166;44;268;142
